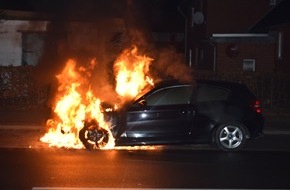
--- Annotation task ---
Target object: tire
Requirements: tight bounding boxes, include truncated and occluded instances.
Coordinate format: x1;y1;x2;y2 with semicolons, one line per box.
79;126;95;150
79;120;109;150
214;122;247;151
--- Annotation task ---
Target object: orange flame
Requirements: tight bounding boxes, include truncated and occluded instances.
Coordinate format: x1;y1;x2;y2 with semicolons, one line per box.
114;46;154;98
41;46;155;149
40;59;114;149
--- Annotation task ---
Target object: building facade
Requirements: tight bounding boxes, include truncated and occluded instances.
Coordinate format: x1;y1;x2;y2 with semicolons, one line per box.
0;20;47;66
181;0;287;75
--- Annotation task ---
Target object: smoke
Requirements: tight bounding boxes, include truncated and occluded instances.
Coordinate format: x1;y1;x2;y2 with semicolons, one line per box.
151;46;193;83
33;0;193;108
33;1;126;107
122;0;193;83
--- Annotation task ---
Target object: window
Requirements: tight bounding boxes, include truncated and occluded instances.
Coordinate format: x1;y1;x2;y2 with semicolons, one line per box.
145;86;193;106
242;59;255;72
22;32;45;66
196;86;230;102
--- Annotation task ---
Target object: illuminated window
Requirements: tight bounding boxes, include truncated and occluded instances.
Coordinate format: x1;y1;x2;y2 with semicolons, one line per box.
242;59;255;72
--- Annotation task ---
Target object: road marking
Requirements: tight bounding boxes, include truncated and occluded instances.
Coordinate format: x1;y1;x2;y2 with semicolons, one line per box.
32;188;285;190
264;130;290;135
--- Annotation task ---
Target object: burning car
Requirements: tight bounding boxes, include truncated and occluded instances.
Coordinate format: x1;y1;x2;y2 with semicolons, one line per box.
79;79;264;151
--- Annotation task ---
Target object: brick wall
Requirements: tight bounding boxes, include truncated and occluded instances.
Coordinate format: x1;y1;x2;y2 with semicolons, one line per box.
216;42;276;75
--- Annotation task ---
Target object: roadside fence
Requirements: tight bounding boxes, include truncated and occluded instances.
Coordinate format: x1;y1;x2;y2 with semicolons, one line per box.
0;66;50;110
1;66;289;114
197;71;290;114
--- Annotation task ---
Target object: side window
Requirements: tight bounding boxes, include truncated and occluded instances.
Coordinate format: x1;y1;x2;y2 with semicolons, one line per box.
146;86;193;106
196;85;230;102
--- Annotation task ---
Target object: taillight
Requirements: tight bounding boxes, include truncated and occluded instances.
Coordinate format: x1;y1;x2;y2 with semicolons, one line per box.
251;100;261;114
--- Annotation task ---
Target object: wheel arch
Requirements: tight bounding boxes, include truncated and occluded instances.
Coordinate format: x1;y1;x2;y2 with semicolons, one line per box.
212;121;250;151
211;120;250;142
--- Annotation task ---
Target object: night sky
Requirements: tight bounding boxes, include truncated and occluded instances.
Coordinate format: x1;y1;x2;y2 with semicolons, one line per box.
0;0;185;31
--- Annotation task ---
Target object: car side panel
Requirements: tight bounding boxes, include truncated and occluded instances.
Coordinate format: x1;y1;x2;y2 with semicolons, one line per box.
125;104;193;140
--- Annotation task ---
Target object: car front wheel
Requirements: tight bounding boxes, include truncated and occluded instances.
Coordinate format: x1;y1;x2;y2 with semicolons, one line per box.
214;123;247;151
79;120;109;150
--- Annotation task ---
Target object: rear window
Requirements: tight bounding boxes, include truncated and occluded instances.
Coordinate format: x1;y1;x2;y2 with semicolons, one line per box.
233;84;257;103
146;85;193;106
196;85;230;102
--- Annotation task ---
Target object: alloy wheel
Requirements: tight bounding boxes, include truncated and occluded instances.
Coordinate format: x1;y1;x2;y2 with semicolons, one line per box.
219;125;243;149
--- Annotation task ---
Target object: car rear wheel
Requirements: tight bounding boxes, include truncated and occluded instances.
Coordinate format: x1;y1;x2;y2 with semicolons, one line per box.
214;123;247;151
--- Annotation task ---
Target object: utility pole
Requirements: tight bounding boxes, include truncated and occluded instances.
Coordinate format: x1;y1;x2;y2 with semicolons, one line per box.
178;5;188;66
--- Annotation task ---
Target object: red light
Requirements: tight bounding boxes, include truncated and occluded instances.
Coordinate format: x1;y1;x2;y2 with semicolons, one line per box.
252;100;261;113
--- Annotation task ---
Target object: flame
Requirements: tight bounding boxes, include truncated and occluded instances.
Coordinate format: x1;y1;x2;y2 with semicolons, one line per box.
40;59;115;149
41;46;155;150
114;46;154;98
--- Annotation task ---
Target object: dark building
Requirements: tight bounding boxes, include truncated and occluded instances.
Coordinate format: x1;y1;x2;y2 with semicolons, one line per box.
179;0;290;76
250;0;290;73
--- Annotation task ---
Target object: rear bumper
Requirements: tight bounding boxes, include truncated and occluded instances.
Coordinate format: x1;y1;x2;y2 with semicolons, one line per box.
248;115;264;139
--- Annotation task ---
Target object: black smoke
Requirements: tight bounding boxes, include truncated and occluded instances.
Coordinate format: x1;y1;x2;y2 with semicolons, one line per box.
33;0;193;106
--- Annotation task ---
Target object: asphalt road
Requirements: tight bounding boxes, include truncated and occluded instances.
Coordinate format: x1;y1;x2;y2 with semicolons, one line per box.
1;121;290;150
0;147;290;190
0;120;290;190
0;128;290;150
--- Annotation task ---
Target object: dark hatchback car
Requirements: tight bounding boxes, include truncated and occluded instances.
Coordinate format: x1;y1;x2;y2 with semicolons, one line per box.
80;79;264;151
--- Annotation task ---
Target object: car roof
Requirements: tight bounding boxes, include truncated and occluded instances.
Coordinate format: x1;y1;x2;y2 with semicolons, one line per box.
197;79;247;89
154;79;246;90
153;79;190;88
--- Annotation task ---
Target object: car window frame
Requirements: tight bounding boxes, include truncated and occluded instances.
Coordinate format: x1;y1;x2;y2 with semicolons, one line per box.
133;84;194;107
192;84;232;103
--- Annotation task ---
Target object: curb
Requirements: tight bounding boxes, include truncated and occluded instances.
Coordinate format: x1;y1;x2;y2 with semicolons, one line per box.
0;125;42;130
263;131;290;135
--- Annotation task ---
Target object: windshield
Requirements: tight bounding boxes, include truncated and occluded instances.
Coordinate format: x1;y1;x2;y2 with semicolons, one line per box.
133;83;154;102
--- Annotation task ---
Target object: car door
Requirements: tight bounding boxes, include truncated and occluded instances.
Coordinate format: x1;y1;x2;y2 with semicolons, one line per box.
192;84;231;134
125;85;195;141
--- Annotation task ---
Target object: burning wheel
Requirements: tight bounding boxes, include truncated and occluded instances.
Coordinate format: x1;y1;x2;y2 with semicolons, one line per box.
79;120;109;149
214;122;247;151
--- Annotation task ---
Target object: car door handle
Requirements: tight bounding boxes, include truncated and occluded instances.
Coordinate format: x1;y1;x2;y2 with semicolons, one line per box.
181;110;195;115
